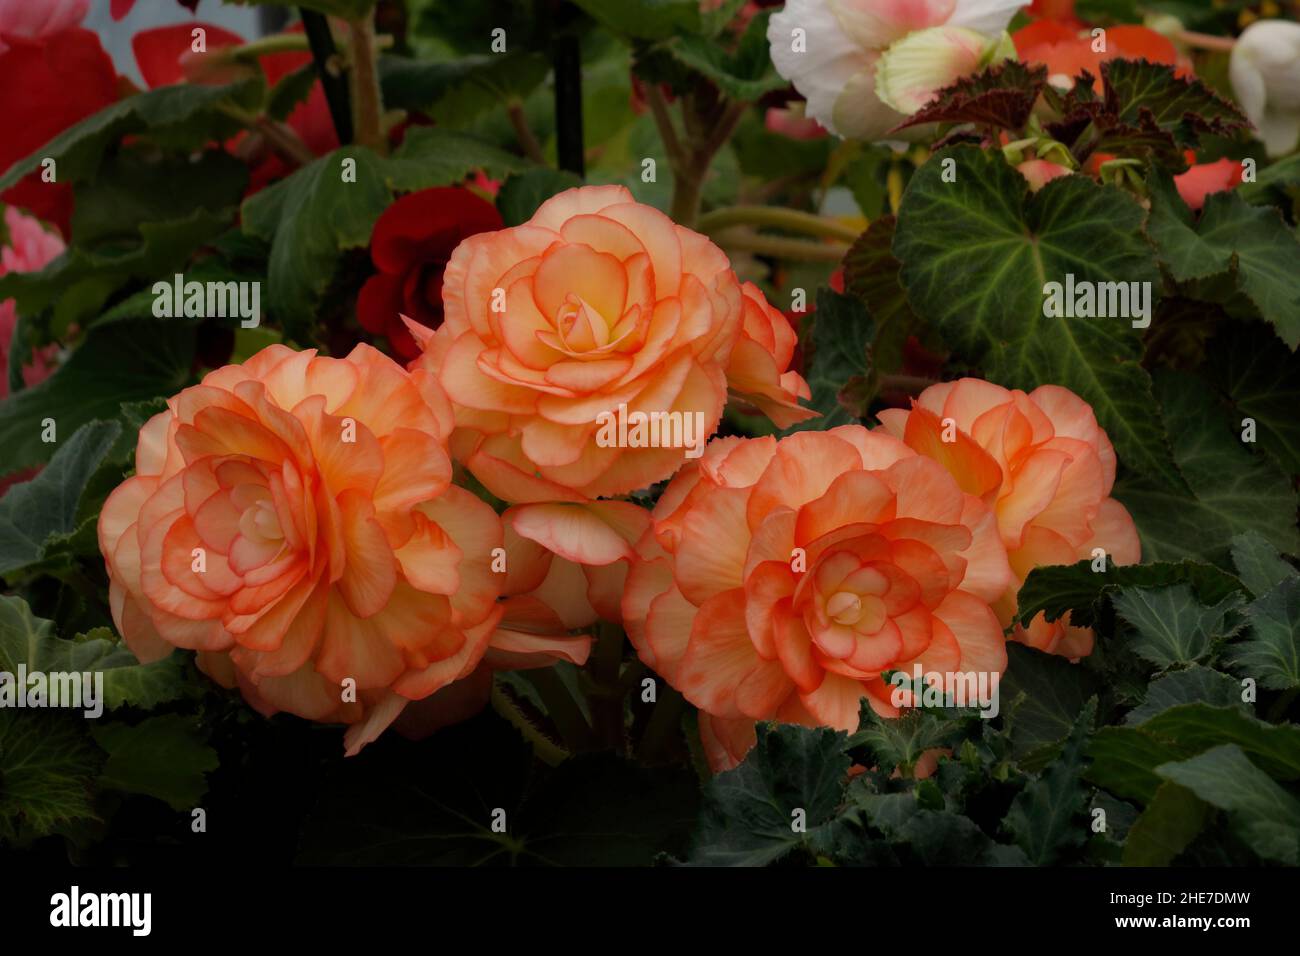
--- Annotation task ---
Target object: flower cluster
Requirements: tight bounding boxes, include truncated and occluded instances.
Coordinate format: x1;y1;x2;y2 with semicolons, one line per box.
97;186;816;750
93;173;1144;762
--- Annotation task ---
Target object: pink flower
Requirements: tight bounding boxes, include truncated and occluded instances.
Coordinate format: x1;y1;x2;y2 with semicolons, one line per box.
765;105;829;141
1174;155;1243;211
1017;158;1073;192
0;0;87;54
0;206;64;397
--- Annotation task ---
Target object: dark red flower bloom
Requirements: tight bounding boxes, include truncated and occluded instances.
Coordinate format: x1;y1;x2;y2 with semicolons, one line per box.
0;28;118;237
356;187;503;360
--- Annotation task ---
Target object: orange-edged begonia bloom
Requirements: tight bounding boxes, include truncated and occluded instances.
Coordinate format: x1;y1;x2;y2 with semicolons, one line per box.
622;427;1014;771
501;500;652;628
98;344;589;753
727;280;816;427
876;379;1141;658
407;184;815;511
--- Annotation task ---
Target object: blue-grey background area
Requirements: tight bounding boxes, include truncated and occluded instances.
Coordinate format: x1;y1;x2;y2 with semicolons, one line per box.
83;0;279;86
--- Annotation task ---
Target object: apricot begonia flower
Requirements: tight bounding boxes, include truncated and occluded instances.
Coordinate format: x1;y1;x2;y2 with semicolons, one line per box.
98;345;589;753
876;379;1140;658
767;0;1024;139
501;500;652;629
408;184;813;512
622;427;1013;771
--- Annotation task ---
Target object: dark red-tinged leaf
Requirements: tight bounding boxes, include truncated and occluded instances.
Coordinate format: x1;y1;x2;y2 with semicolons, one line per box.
894;61;1047;133
1047;59;1248;167
1102;58;1249;143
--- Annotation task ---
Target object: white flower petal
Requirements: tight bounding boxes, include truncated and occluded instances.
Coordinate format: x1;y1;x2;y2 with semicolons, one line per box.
949;0;1026;34
1256;110;1300;158
769;0;875;136
1231;20;1300;156
1230;54;1269;131
874;25;990;114
828;0;957;49
832;55;908;140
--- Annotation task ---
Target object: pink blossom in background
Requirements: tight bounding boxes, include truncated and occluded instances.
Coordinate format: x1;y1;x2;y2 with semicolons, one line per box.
111;0;200;21
0;206;64;397
0;0;87;54
1174;156;1244;211
765;106;829;141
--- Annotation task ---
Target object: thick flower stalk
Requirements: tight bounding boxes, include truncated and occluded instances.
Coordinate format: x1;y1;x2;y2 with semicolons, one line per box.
98;345;589;753
876;379;1140;658
622;427;1013;771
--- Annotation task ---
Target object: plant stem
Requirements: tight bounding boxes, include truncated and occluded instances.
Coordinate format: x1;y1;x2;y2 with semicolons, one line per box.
507;101;546;164
638;686;686;762
645;85;685;170
650;90;747;227
258;117;318;166
490;682;569;766
887;164;906;215
698;205;862;243
347;13;385;152
525;666;593;751
701;100;747;161
879;372;943;395
590;623;626;751
219;104;316;166
1175;29;1237;52
675;100;747;228
713;231;850;262
670;167;707;227
231;32;310;61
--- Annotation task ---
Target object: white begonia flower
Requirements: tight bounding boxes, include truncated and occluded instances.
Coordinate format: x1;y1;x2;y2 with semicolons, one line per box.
875;26;1015;114
1229;19;1300;157
767;0;1025;140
